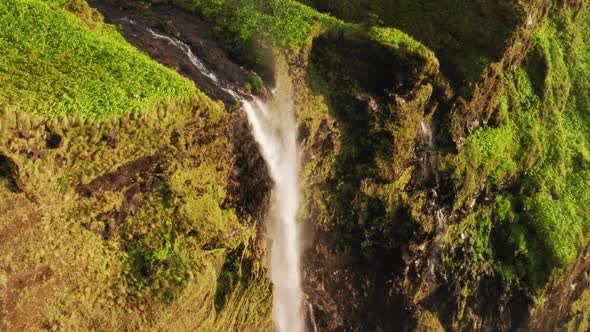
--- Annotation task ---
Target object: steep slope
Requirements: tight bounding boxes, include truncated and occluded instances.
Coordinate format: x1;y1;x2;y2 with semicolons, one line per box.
298;0;524;85
0;0;272;330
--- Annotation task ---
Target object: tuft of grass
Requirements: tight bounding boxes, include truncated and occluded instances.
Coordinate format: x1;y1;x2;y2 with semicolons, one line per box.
244;72;266;95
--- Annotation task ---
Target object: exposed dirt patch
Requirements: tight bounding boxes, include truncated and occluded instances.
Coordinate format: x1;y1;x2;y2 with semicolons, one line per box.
0;195;42;249
0;193;45;331
76;153;165;197
0;265;53;331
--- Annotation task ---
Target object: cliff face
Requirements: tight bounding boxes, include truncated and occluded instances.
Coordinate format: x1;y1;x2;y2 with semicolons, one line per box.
291;0;590;330
2;0;590;331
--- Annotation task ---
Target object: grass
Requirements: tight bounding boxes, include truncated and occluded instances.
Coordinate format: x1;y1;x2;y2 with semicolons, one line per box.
0;86;272;329
0;0;196;119
150;0;344;67
564;287;590;331
5;0;589;327
0;0;272;329
160;0;343;47
149;0;439;76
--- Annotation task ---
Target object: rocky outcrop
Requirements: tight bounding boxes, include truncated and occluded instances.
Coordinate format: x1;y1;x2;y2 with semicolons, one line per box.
447;0;552;148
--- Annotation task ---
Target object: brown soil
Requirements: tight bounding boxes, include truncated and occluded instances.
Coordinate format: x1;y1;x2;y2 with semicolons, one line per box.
0;265;54;331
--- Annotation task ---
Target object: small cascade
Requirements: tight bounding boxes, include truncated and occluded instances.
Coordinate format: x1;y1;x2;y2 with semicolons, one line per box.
420;119;434;149
135;23;304;332
418;117;447;284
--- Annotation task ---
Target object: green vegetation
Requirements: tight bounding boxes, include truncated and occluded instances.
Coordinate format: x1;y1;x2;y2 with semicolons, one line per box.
245;73;266;94
149;0;439;76
0;0;195;119
298;0;525;83
0;88;272;330
565;288;590;331
150;0;344;67
0;0;272;329
448;3;590;292
444;212;493;267
3;0;590;329
296;19;438;261
369;27;437;71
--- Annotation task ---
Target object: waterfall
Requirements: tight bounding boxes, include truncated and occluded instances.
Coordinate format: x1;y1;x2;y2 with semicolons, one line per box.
145;24;304;332
243;78;303;332
420;119;434;149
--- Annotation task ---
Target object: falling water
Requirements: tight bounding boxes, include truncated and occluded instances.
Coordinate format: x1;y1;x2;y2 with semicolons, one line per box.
243;77;303;332
420;119;434;149
146;25;303;332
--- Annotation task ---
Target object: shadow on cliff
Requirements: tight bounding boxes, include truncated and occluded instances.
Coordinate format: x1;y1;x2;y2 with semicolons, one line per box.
301;30;437;331
299;0;524;87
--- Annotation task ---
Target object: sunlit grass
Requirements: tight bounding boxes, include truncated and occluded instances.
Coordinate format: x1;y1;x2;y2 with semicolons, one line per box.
0;0;196;119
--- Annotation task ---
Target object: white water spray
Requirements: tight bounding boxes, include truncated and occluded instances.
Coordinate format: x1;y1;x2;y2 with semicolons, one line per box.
143;25;304;332
243;76;303;332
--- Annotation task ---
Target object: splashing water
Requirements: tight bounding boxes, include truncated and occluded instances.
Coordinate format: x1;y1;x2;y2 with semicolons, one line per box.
145;24;303;332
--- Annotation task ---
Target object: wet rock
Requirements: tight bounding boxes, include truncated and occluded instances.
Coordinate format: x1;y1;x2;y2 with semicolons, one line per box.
297;123;311;142
170;129;181;145
158;19;180;38
112;0;150;11
0;154;23;192
103;221;115;240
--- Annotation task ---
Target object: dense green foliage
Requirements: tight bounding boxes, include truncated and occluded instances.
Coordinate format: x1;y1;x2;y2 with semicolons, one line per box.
3;0;590;328
0;0;195;119
150;0;437;74
298;0;524;83
451;4;590;291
